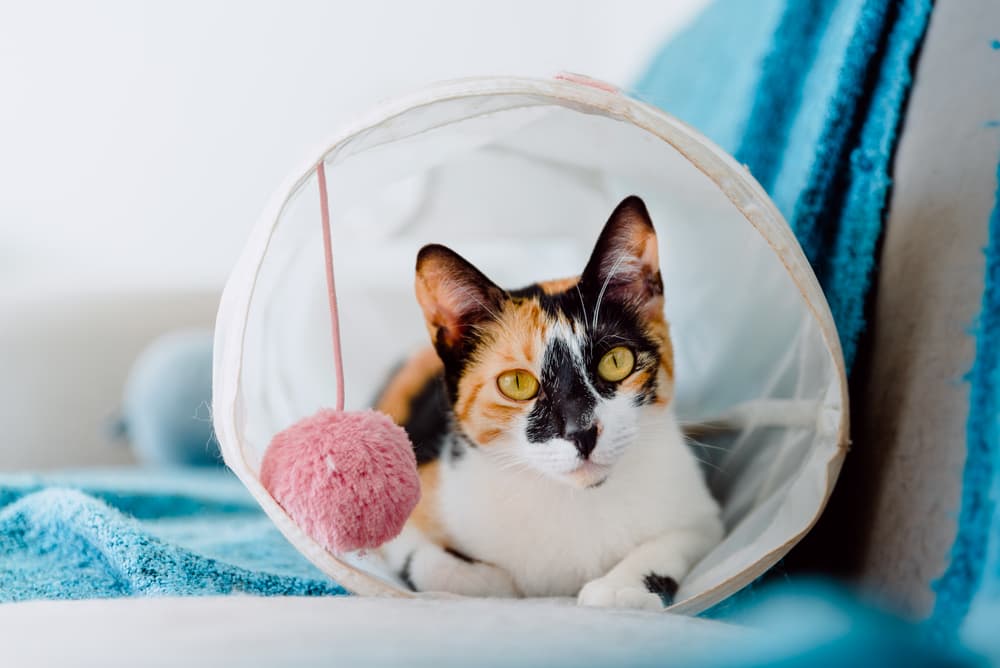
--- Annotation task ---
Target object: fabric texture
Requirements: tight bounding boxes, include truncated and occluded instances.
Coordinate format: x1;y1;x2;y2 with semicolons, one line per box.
635;0;931;370
933;155;1000;645
0;470;345;602
261;409;419;553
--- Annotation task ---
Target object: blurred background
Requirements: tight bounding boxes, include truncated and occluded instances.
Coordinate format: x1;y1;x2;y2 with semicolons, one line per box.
0;0;709;470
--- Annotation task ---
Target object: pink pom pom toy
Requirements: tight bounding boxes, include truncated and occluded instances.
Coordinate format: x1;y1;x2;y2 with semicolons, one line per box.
261;409;419;553
261;162;420;554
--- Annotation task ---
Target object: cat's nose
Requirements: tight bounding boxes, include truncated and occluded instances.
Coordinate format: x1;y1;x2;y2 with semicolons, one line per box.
568;425;599;460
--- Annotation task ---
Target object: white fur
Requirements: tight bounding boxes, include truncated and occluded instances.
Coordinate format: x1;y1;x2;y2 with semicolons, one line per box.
383;325;723;609
446;406;720;597
384;404;722;607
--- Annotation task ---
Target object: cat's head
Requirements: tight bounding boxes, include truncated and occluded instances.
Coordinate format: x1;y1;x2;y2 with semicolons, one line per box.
415;196;673;489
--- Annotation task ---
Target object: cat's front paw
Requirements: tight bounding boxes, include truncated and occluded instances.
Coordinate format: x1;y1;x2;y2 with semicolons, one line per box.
463;562;521;598
577;577;664;611
413;548;520;598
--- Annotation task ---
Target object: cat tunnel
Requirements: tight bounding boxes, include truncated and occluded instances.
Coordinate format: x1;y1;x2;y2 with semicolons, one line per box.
212;75;849;614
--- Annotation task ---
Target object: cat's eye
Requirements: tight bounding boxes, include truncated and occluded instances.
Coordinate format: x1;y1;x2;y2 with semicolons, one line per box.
496;369;539;401
597;346;635;382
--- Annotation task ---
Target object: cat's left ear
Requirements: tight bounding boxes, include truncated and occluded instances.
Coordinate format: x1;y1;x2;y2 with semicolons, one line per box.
414;244;506;353
580;196;663;318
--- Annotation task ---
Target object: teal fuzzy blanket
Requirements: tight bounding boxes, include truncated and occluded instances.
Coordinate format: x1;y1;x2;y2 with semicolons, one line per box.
636;0;931;371
0;471;343;602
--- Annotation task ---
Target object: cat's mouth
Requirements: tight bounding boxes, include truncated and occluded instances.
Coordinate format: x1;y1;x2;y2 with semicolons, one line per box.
565;460;611;489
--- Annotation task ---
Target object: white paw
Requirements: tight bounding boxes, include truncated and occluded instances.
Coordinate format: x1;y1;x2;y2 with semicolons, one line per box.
465;562;520;598
577;577;664;611
413;550;519;598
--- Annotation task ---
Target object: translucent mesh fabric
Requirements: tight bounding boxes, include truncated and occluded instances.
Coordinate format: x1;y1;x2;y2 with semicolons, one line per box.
215;81;845;611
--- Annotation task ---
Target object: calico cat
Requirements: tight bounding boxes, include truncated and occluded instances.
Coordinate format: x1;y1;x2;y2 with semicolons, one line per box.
376;196;723;609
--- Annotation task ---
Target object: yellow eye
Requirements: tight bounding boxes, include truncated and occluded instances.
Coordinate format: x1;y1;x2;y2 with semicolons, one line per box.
497;369;539;401
597;346;635;382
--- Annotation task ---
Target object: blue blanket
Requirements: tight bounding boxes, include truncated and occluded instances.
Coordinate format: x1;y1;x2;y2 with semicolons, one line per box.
0;470;344;602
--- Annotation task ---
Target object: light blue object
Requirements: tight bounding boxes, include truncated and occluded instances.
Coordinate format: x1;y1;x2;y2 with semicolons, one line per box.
632;0;784;154
122;330;221;467
0;470;345;601
693;582;981;668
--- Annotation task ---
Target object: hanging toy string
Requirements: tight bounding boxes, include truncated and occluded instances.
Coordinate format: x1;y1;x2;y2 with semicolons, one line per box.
317;161;346;412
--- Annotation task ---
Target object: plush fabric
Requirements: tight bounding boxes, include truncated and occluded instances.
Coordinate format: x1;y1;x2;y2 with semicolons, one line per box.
635;0;932;370
0;470;345;602
933;155;1000;640
261;409;419;553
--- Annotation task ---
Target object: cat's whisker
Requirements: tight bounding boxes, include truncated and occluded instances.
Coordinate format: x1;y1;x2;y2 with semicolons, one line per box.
491;457;552;491
592;251;628;330
591;243;642;331
683;437;729;452
596;333;631;346
574;283;588;324
638;417;733;451
631;432;727;473
690;455;725;473
453;287;518;342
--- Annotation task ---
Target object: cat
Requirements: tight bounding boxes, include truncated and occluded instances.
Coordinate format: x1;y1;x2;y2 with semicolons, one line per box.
376;196;723;610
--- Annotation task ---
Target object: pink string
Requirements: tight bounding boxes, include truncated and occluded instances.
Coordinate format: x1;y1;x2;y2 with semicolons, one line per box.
316;161;346;412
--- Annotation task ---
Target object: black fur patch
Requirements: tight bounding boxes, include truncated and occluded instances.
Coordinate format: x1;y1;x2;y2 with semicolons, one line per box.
399;553;417;592
633;371;660;407
444;547;478;564
526;339;596;444
401;374;451;466
447;431;473;465
643;573;678;605
521;301;660;447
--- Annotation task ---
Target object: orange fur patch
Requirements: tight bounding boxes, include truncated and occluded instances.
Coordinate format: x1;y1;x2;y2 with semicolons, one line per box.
620;369;653;395
538;276;580;295
410;460;448;544
455;379;484;423
453;297;552;445
475;427;504;444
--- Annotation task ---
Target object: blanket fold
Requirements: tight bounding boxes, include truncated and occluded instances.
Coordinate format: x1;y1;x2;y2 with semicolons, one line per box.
0;471;345;602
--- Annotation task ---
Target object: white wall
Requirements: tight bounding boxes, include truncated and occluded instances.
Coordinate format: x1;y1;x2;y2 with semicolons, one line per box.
0;0;707;294
0;0;707;468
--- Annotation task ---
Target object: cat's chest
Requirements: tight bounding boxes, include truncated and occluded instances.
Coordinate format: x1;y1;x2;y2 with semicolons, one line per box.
436;436;696;597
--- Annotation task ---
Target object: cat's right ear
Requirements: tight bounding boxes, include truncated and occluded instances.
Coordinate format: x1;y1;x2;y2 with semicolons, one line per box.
415;244;505;351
